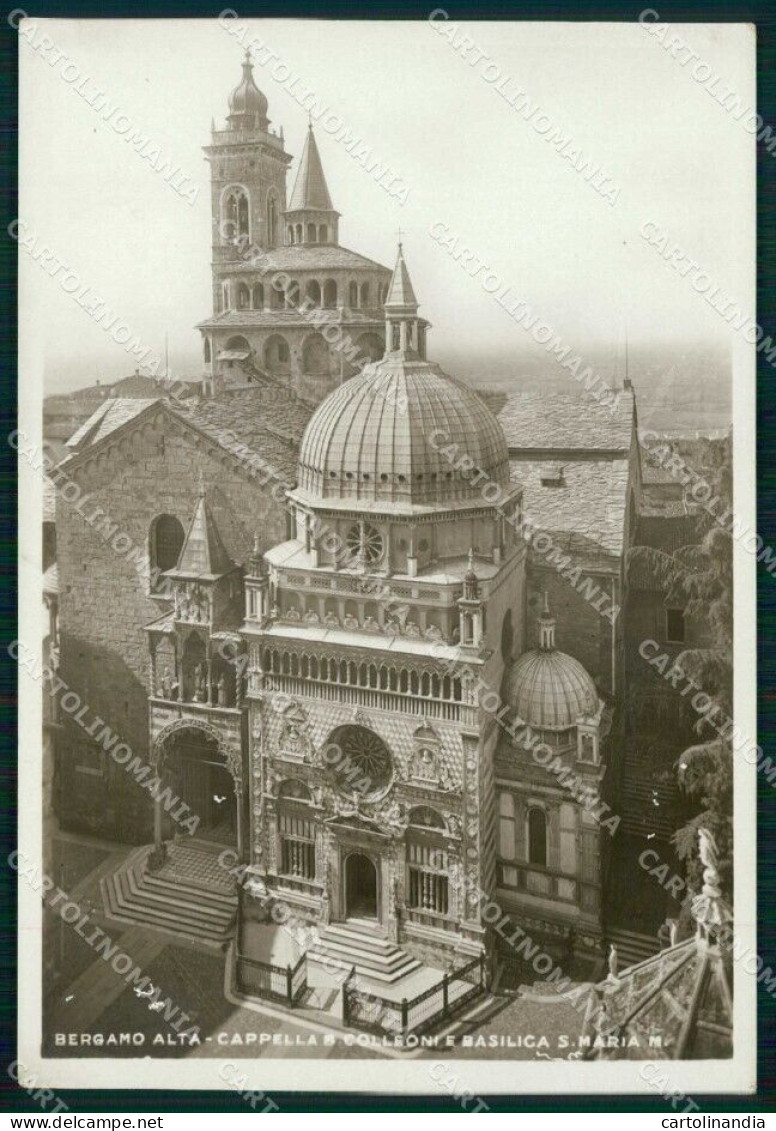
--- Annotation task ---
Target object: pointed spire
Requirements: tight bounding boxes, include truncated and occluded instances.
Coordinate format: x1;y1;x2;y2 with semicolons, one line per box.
538;592;556;651
385;242;418;311
463;548;479;600
288;125;334;211
170;492;234;579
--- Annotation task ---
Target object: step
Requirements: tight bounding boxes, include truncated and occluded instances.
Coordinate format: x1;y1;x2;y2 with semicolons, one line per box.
307;927;420;985
142;857;238;902
308;949;420;985
101;872;235;941
607;928;660;968
309;936;412;973
106;871;233;938
320;924;399;955
138;868;237;913
123;867;235;926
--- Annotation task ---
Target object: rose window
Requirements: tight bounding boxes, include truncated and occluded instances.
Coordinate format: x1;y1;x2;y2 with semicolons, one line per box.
346;522;384;565
328;725;393;801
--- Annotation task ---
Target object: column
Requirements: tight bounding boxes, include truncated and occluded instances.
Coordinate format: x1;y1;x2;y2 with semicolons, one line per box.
236;784;245;862
154;795;163;849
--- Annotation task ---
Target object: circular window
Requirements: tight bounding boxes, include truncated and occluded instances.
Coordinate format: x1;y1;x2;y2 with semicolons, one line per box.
346;522;384;564
327;725;393;800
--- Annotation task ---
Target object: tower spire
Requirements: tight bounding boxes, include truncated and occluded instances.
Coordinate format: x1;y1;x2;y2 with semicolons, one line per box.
384;243;424;358
284;125;340;246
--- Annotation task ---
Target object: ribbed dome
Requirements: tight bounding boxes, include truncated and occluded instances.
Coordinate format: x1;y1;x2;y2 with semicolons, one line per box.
228;55;268;126
297;356;510;506
504;648;598;730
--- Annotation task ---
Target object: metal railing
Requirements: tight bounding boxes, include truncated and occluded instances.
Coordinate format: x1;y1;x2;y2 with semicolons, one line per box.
342;953;485;1039
235;950;307;1007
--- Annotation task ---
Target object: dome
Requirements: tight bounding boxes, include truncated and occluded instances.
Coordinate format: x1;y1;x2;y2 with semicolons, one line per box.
228;54;268;126
296;356;510;506
504;643;599;730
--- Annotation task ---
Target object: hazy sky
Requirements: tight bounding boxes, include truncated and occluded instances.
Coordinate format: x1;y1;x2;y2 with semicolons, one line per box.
19;18;753;393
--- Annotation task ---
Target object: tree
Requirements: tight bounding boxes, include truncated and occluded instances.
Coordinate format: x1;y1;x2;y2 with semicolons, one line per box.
627;436;733;899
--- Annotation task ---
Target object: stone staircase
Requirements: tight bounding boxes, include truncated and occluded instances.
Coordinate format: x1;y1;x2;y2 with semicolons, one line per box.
307;923;420;985
607;926;661;969
101;846;237;948
619;753;680;840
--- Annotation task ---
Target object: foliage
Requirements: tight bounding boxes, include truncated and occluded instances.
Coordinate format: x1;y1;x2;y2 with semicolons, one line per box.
627;437;733;897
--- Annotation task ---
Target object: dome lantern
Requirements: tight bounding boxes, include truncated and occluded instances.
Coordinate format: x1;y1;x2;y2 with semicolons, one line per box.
384;243;425;358
538;591;556;650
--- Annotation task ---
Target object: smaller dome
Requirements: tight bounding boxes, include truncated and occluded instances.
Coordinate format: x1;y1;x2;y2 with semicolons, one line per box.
228;54;268;126
504;648;598;730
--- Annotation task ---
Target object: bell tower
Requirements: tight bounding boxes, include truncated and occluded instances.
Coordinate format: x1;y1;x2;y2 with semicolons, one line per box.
204;50;292;315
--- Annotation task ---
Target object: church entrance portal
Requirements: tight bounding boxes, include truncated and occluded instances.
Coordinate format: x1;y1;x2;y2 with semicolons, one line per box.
345;853;378;920
162;728;237;847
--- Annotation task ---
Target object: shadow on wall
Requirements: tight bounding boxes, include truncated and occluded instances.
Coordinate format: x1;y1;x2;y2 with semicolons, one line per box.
56;634;155;845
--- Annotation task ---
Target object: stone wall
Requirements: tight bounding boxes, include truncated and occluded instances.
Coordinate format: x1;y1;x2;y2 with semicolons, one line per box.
55;407;289;841
526;564;620;697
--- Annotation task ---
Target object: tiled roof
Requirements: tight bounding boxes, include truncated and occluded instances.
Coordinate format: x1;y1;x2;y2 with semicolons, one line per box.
288;127;334;212
224;244;389;273
59;386;311;487
66;398;160;449
498;389;634;453
512;457;631;563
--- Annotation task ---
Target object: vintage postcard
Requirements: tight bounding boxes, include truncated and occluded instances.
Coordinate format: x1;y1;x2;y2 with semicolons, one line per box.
16;15;757;1098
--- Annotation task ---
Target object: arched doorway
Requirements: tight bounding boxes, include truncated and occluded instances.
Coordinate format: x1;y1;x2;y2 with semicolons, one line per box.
345;852;378;920
160;726;237;847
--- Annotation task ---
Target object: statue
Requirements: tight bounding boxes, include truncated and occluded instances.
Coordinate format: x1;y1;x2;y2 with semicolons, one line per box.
607;943;618;982
193;663;206;702
158;666;172;699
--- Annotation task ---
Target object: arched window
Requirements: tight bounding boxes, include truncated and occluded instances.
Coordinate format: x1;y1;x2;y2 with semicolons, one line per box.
252;283;264;309
266;193;278;246
286;280;300;308
349;281;358;307
222;186;249;243
203;338;211;364
318;224;327;243
305;280;322;307
296;223;303;243
287;226;294;245
307;223;317;243
149;515;185;591
222;282;230;311
323;280;337;309
407;812;448;914
237;283;250;310
278;781;315;879
379;283;387;305
528;808;547;867
360;282;370;306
